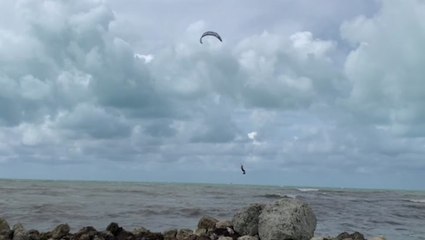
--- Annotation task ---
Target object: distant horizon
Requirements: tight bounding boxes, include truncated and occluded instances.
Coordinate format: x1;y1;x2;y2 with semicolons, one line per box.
2;177;424;192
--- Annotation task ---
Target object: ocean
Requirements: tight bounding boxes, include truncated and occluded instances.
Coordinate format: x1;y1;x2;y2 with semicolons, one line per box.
0;179;424;240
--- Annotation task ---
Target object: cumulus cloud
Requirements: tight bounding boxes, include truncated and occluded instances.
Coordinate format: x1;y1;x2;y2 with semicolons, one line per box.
342;1;425;136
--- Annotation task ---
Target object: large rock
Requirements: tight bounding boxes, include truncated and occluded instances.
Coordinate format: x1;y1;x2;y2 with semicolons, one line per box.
197;216;218;232
237;236;259;240
258;198;316;240
335;232;365;240
51;224;70;240
163;229;177;240
74;226;98;240
12;224;29;240
0;219;11;240
176;229;192;240
232;204;264;236
0;219;10;235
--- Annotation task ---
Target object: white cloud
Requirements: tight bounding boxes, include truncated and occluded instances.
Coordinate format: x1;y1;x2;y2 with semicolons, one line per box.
342;0;425;136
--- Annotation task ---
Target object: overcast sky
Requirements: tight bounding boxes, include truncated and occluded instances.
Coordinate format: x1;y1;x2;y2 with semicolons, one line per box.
0;0;424;190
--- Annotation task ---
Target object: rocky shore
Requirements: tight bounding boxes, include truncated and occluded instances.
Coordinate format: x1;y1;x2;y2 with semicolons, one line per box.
0;197;386;240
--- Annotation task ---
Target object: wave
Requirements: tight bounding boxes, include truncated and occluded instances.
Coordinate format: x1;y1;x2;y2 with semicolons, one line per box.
408;199;425;203
297;188;319;192
257;194;297;199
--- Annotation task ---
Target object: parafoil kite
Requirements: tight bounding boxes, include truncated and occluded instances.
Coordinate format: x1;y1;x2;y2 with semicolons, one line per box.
200;31;222;44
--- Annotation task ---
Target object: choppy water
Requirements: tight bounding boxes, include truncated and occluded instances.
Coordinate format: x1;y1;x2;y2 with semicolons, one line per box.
0;179;424;240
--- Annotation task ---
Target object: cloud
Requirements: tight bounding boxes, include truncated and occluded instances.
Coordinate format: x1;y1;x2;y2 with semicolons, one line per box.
342;0;425;136
0;0;423;189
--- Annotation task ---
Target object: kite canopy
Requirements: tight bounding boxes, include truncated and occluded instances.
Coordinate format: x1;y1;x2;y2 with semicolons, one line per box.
200;31;222;44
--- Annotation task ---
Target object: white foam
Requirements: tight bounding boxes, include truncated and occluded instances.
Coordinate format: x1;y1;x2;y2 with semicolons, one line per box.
408;199;425;203
297;188;319;192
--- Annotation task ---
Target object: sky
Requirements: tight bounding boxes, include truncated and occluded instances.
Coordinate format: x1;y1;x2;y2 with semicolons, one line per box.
0;0;424;190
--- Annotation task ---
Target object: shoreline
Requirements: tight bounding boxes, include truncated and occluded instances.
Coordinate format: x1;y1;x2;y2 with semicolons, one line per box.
0;218;384;240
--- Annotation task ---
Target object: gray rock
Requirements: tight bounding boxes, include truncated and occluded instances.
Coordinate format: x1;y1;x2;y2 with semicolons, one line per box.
163;229;177;240
217;237;232;240
51;224;70;240
369;237;386;240
27;230;40;240
12;224;29;240
258;198;316;240
237;236;259;240
106;223;121;236
0;219;10;235
215;221;232;229
197;216;218;232
335;232;365;240
131;227;148;236
176;229;193;240
194;228;207;236
232;203;265;236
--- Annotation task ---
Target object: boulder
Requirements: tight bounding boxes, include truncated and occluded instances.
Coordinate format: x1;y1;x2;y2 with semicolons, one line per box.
237;236;258;240
74;226;98;240
194;228;207;236
176;229;192;240
351;232;365;240
51;224;70;240
197;216;218;232
0;219;10;235
258;198;316;240
215;221;232;229
27;230;40;240
335;232;365;240
132;227;148;236
232;204;264;236
163;229;177;240
106;223;121;236
217;237;232;240
12;224;29;240
369;237;386;240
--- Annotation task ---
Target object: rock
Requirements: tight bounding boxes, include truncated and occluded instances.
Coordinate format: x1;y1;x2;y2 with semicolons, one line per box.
38;231;51;240
106;223;121;236
0;219;10;235
197;216;218;232
217;237;232;240
176;229;192;240
369;237;386;240
232;204;265;236
180;234;199;240
237;236;259;240
335;232;365;240
194;228;206;236
163;229;177;240
138;231;164;240
215;221;232;229
258;198;316;240
12;224;29;240
336;232;350;240
74;226;98;240
351;232;365;240
27;230;40;240
51;224;70;240
132;227;148;236
115;230;133;240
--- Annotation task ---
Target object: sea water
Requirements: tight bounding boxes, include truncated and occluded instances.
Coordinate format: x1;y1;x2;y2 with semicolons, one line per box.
0;179;424;240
